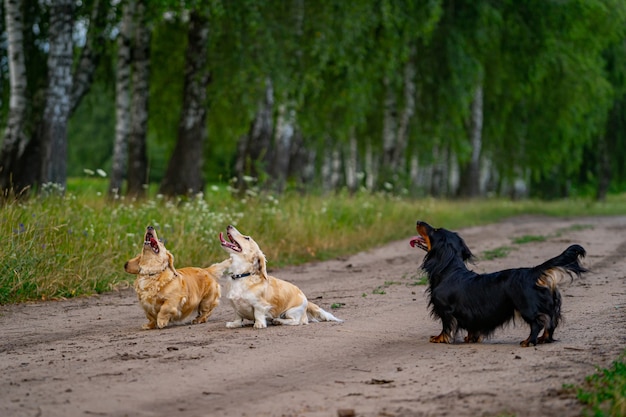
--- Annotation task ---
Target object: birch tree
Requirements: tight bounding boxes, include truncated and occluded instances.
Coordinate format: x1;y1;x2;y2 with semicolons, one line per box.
0;0;28;195
109;0;135;197
234;77;274;191
126;0;150;198
39;0;74;189
458;82;483;198
159;10;212;197
70;0;109;114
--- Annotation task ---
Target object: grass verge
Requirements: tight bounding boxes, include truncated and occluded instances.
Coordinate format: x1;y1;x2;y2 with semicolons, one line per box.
569;352;626;417
1;179;626;304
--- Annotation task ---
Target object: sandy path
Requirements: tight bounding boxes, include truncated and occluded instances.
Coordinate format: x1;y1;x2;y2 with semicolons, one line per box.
1;215;625;417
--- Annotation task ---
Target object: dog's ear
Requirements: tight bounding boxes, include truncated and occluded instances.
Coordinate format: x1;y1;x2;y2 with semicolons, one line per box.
460;237;475;263
124;255;141;274
166;250;179;276
255;253;268;280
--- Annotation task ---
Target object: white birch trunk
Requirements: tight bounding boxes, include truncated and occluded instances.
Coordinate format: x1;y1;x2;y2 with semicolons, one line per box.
344;130;358;193
127;0;150;197
364;140;377;191
393;48;416;175
108;0;135;197
0;0;29;192
382;77;397;169
40;0;74;189
468;83;484;194
330;148;341;190
459;83;484;197
271;102;295;192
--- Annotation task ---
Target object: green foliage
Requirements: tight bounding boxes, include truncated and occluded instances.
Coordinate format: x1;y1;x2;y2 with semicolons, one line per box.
573;352;626;417
46;0;626;198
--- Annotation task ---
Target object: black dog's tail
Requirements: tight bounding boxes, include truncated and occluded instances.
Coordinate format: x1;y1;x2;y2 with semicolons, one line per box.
533;244;587;291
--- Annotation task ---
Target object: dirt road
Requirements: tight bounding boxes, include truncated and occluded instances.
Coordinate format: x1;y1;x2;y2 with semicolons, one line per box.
1;216;625;417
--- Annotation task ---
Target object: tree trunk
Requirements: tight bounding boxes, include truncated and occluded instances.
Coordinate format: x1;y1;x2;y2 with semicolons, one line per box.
126;0;150;198
108;0;135;197
344;130;358;194
458;83;484;198
364;140;377;191
393;47;416;177
288;131;315;190
381;77;397;177
596;133;612;202
409;153;421;195
159;10;211;197
39;0;74;190
266;0;304;194
430;144;448;197
269;103;295;193
70;0;108;114
321;139;343;192
0;0;29;196
234;77;274;191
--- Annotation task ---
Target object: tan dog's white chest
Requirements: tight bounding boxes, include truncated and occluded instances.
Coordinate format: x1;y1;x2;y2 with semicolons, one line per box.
224;278;262;320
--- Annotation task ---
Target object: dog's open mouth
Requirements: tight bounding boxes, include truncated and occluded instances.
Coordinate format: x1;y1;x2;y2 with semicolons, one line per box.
410;236;429;251
144;230;160;254
219;232;242;252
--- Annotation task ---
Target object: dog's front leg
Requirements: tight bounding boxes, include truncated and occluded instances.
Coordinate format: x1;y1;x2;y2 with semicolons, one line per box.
430;306;454;343
253;308;268;329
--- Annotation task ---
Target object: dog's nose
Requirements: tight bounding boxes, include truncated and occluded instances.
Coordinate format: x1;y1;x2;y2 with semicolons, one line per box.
147;226;154;231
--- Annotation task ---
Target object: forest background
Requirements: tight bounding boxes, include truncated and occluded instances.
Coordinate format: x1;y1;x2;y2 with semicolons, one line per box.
2;0;626;201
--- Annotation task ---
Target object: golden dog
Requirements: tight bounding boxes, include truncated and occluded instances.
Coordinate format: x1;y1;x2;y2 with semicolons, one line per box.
219;225;342;329
125;226;230;329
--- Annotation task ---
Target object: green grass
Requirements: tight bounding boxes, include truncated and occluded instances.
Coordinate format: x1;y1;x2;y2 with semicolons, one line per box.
511;224;595;246
1;178;626;304
570;352;626;417
511;234;547;244
482;246;514;260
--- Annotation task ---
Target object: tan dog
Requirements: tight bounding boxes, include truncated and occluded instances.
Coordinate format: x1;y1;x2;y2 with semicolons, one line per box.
125;226;230;329
219;225;342;329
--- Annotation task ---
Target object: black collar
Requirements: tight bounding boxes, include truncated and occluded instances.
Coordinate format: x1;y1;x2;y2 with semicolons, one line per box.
231;272;252;280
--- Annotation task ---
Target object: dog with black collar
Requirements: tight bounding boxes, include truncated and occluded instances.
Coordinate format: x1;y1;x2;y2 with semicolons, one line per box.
219;225;343;329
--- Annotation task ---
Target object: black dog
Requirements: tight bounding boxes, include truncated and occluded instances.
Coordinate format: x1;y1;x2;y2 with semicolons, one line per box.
410;221;587;346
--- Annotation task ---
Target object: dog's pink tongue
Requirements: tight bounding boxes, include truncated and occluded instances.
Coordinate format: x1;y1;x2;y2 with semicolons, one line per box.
150;238;159;249
409;236;420;248
219;232;225;243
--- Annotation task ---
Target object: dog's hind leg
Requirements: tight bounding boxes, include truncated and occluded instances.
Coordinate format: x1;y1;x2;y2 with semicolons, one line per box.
520;314;549;347
537;315;558;344
464;331;483;343
226;313;245;328
142;319;157;330
538;290;562;344
273;303;308;326
193;297;219;324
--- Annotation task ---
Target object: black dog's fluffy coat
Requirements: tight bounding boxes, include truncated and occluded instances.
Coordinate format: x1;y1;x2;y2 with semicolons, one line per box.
410;221;587;346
